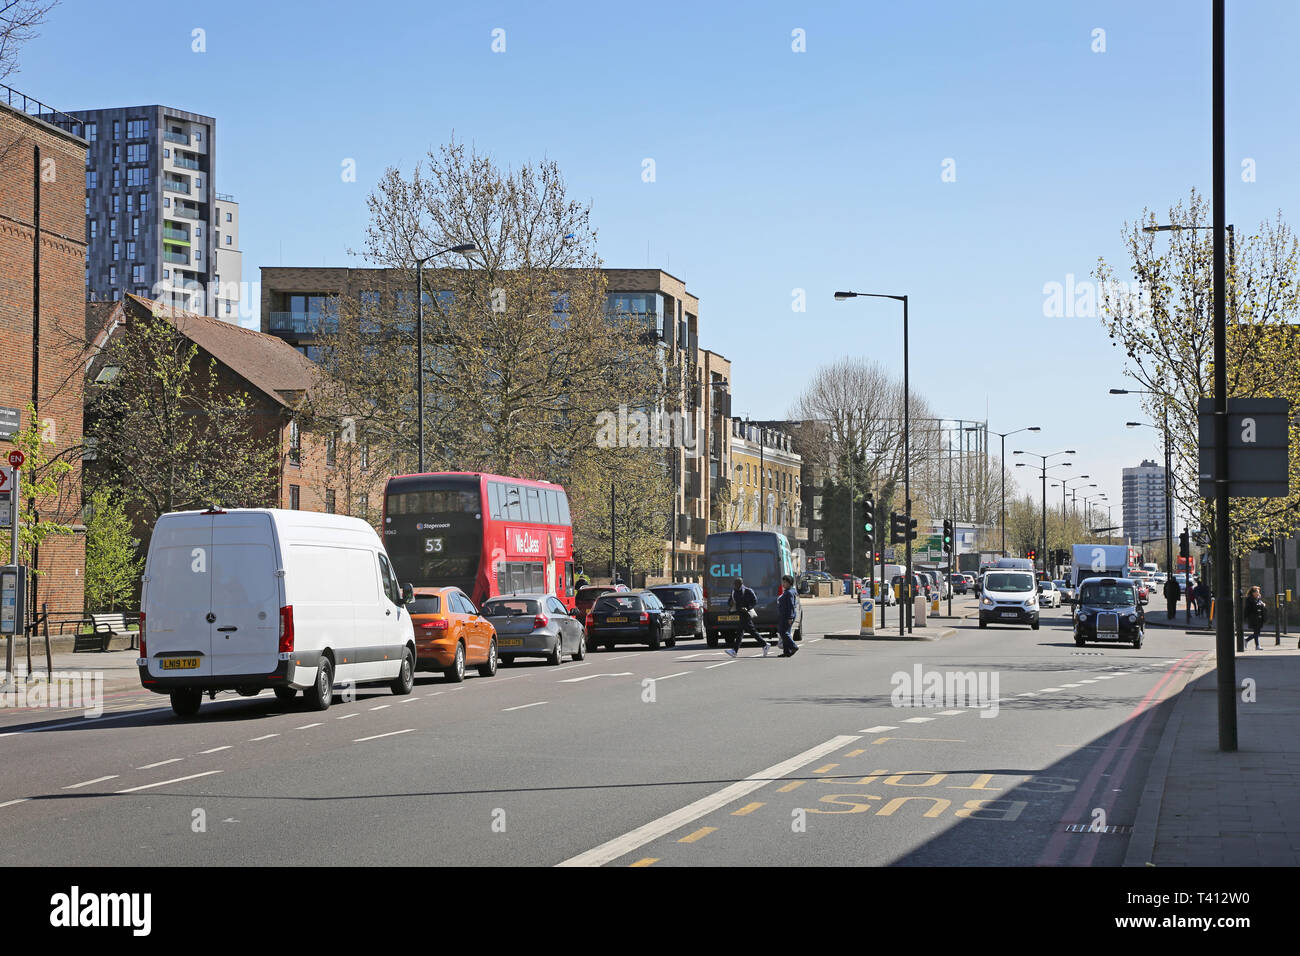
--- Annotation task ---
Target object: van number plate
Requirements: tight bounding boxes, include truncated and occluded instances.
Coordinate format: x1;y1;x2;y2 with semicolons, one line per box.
719;614;740;622
160;658;199;670
606;616;627;623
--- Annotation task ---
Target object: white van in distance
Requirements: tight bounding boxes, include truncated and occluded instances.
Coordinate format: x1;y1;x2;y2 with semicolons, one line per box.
139;508;417;717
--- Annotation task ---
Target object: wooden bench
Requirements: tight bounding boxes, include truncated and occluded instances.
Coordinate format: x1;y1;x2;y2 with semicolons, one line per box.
74;612;138;652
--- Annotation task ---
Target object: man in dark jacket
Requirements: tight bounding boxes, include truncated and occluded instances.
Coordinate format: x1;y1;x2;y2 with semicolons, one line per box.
1163;576;1180;621
1245;586;1267;649
776;574;799;657
726;577;771;657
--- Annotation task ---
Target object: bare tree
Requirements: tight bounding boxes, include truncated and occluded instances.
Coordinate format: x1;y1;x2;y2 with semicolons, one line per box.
0;0;58;82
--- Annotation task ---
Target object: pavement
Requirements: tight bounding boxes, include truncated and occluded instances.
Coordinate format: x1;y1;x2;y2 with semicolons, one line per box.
1125;633;1300;867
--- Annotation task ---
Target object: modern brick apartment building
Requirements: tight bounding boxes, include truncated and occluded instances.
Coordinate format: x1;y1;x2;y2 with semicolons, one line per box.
258;266;733;580
0;91;91;622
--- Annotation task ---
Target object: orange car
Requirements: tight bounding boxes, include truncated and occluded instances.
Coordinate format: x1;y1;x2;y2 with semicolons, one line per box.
407;587;499;682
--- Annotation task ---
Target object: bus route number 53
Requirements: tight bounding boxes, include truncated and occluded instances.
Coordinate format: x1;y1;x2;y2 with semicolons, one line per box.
424;537;444;554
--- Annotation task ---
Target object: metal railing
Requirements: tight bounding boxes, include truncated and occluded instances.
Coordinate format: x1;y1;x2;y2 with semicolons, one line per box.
163;227;189;242
170;207;201;220
163;130;189;145
269;312;339;334
163;250;190;264
163;178;190;194
171;155;200;170
1;83;84;137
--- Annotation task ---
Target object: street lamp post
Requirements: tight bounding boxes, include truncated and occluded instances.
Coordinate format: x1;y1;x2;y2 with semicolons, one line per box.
836;290;912;633
988;426;1041;555
1014;450;1075;575
1052;475;1091;571
414;242;477;472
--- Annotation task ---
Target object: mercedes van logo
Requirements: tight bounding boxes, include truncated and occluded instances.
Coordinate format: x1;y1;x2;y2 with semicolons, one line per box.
205;612;216;623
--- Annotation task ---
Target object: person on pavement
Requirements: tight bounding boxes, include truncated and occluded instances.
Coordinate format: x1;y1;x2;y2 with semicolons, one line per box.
725;577;772;658
1196;579;1211;618
1163;575;1181;621
1245;585;1267;649
777;574;799;658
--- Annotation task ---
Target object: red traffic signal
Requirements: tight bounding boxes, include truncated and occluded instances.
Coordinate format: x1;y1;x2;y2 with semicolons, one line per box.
1027;549;1037;560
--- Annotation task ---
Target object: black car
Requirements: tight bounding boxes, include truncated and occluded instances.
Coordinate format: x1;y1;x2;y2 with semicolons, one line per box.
481;593;586;666
949;573;968;595
649;583;705;640
1074;577;1144;648
586;590;674;651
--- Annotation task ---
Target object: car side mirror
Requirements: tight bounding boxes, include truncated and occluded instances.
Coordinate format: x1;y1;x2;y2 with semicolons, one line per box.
401;583;414;605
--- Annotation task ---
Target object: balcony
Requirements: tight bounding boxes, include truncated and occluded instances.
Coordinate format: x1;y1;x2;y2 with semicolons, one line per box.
163;250;190;265
269;312;339;334
164;130;189;145
171;155;200;171
171;206;201;220
163;178;190;194
162;226;189;243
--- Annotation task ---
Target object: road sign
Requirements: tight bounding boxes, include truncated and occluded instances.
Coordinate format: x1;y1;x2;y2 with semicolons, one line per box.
0;469;9;496
1198;398;1290;497
6;450;23;469
0;407;18;440
0;500;8;528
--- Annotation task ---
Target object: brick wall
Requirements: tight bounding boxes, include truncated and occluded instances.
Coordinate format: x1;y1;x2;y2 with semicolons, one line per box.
0;104;89;620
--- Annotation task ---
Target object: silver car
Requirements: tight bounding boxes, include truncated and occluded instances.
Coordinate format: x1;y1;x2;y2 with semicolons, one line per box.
481;593;586;666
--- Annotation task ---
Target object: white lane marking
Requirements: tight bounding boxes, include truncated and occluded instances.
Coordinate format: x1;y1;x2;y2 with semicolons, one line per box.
1060;683;1082;688
1093;675;1117;680
198;746;231;754
250;733;279;741
902;717;936;723
558;673;633;683
557;734;861;868
63;775;119;790
354;729;415;743
503;701;548;712
606;654;639;660
558;662;591;670
705;661;734;669
136;758;182;770
654;672;691;681
336;713;358;720
1016;692;1038;697
937;709;964;715
1077;679;1098;684
369;705;390;711
0;798;30;809
675;653;708;660
860;725;898;733
117;770;223;793
296;723;322;730
400;697;420;703
805;637;823;643
1040;687;1063;692
1163;659;1180;664
424;692;444;698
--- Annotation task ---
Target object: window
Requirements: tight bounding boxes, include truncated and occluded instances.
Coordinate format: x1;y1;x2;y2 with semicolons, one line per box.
359;439;369;470
356;494;369;520
163;197;170;208
163;269;169;279
127;143;148;162
112;242;120;259
126;118;148;139
111;195;120;214
326;432;336;466
194;130;202;142
85;123;96;141
195;177;202;189
112;145;120;164
109;265;117;284
289;484;300;510
132;265;145;284
88;219;97;239
127;167;148;186
325;490;336;514
164;148;170;158
139;193;148;213
195;249;201;261
127;194;134;213
112;120;120;140
131;216;139;236
112;168;119;188
289;420;301;465
225;235;232;245
195;226;201;237
225;211;232;223
126;240;136;259
225;302;232;315
85;170;97;188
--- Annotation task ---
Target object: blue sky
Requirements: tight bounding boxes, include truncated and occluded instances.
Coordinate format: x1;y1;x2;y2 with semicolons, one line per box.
16;0;1300;523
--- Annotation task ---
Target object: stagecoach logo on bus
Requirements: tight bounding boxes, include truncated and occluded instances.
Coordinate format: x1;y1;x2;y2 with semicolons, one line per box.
890;665;1001;719
0;668;104;718
594;405;703;453
416;522;451;531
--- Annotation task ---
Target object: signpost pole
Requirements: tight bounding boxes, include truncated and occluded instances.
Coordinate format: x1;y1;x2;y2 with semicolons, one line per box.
5;467;18;681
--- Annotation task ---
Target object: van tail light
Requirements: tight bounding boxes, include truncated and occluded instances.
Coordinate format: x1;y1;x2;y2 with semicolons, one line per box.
533;613;549;629
639;611;649;622
585;611;594;627
420;618;449;630
279;606;294;654
138;612;146;658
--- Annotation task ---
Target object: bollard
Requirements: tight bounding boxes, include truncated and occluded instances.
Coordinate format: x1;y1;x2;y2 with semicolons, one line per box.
860;598;875;637
930;594;940;616
1209;598;1214;624
913;595;927;627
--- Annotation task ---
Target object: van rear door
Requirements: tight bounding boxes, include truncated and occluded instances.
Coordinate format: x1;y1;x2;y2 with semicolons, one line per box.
209;512;281;677
144;513;214;676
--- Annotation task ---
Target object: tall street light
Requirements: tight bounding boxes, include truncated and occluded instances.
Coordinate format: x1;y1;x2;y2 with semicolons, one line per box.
1014;449;1075;575
414;242;478;472
987;426;1041;555
1052;475;1091;564
836;290;912;632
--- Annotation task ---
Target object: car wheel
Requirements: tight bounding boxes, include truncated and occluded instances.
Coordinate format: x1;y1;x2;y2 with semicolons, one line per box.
1075;634;1086;647
706;631;719;648
444;642;466;683
170;689;202;718
548;637;563;666
304;658;334;711
979;620;987;629
573;635;586;661
794;621;803;642
666;636;676;648
648;628;661;650
1031;621;1040;631
477;639;499;677
695;623;706;642
390;647;415;695
604;641;614;652
1132;631;1143;649
273;686;297;703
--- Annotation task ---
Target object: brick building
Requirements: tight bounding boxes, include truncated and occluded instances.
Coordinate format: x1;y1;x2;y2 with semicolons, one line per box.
0;91;91;621
92;295;386;532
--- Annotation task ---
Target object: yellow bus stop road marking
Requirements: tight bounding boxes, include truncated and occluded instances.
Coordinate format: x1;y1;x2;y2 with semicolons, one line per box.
732;802;764;816
678;827;716;843
777;781;805;792
629;857;658;867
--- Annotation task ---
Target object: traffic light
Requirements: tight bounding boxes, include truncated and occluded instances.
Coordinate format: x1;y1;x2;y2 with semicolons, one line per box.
1028;549;1037;561
862;496;875;546
1179;529;1190;558
907;517;918;541
942;519;953;553
874;551;881;562
890;512;906;544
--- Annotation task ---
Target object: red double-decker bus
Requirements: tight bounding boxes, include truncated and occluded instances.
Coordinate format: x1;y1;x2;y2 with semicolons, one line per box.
382;472;577;609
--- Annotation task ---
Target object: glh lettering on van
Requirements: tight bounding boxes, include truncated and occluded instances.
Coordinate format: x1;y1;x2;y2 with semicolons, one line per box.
49;886;151;936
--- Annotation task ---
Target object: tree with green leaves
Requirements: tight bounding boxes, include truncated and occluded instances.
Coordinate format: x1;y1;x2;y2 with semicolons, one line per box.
83;487;143;612
85;305;282;531
7;401;74;570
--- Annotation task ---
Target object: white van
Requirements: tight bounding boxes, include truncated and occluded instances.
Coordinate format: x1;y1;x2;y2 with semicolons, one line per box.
139;508;417;717
977;568;1040;630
